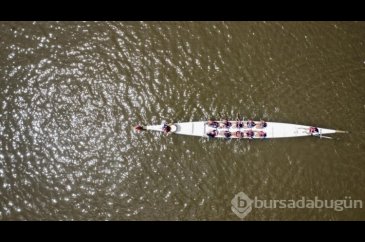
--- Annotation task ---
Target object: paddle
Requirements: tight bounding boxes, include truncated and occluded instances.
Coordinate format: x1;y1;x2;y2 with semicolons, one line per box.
236;112;241;121
335;130;349;134
236;112;245;128
218;112;227;122
314;134;333;139
218;112;223;122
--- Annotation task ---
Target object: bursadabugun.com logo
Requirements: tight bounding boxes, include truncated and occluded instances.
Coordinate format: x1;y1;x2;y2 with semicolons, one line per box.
231;192;363;219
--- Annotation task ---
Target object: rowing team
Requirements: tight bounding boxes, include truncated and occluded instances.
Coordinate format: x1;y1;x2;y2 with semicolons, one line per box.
205;118;267;139
207;119;267;129
207;129;267;139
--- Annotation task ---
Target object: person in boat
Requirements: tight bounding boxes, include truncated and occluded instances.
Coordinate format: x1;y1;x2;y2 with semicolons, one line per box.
259;120;267;128
207;119;219;128
207;130;218;138
247;119;256;128
224;130;231;139
236;131;244;139
309;126;319;135
221;119;232;128
236;118;244;128
258;130;267;139
162;122;172;136
134;125;145;133
246;130;254;139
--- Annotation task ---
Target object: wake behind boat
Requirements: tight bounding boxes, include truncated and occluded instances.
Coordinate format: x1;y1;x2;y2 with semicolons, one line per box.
134;120;348;139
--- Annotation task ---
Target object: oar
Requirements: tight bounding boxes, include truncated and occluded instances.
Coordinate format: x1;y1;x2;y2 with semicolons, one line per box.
314;129;332;139
218;112;223;122
236;112;245;128
315;135;333;139
335;130;349;134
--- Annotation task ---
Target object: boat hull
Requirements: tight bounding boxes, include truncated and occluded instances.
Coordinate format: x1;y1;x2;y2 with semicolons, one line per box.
146;121;338;139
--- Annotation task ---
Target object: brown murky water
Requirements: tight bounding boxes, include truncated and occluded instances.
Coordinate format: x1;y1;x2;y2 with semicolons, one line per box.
0;21;364;220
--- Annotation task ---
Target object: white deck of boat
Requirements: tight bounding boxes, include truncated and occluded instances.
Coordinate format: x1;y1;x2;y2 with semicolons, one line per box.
146;121;337;139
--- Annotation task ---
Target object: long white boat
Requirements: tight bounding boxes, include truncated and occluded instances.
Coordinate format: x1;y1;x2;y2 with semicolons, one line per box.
138;121;348;139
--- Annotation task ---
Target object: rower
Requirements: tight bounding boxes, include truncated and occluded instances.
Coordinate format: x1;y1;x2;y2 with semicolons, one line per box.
247;119;256;128
246;130;254;139
259;120;267;128
207;130;218;138
224;130;231;138
236;131;244;139
207;119;219;128
258;130;267;139
162;122;172;136
236;119;244;128
309;126;319;135
222;119;232;128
